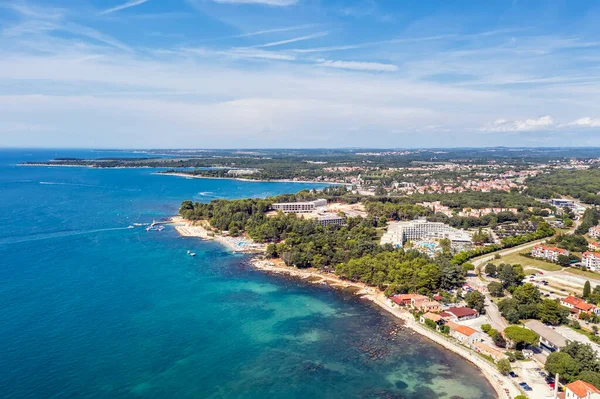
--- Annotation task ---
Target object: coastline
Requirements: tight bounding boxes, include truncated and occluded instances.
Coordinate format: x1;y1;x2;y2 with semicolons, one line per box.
172;217;514;398
171;216;266;253
156;172;344;185
249;258;517;399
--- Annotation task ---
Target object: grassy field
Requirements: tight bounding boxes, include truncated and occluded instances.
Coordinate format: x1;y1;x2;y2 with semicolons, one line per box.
565;267;600;280
492;252;562;271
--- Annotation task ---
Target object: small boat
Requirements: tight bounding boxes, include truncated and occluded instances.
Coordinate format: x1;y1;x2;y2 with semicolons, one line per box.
128;225;135;229
156;226;165;231
189;252;196;257
133;223;143;226
146;226;152;231
187;250;191;254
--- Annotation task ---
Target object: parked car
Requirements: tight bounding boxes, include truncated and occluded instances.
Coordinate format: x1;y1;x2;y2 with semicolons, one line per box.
509;371;518;378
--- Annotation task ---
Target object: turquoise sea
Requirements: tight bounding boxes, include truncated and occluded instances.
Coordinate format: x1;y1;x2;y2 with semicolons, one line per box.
0;149;496;399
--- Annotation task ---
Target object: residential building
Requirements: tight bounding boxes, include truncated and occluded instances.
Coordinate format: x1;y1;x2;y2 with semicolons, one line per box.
472;342;506;361
589;242;600;251
583;252;600;271
316;214;344;226
565;380;600;399
441;307;479;322
524;320;569;353
531;244;569;262
590;226;600;239
391;294;427;306
560;296;600;316
380;218;472;247
272;199;327;214
411;297;441;313
420;312;443;325
447;322;482;346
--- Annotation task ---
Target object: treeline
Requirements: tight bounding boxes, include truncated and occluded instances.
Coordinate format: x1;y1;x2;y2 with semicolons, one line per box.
363;201;430;221
409;191;548;211
526;169;600;205
546;342;600;389
498;283;570;325
549;234;589;253
576;207;600;235
364;191;550;229
451;222;555;264
264;218;385;269
179;187;354;231
179;189;388;269
335;251;466;293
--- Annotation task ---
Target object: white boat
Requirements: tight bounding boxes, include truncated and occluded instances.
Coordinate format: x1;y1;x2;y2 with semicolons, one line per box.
189;252;196;257
128;225;135;229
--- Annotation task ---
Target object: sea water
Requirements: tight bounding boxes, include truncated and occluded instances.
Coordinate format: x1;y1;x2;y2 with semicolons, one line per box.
0;149;496;399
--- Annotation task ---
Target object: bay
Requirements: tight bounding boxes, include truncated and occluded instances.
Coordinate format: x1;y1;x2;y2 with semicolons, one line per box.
0;149;496;399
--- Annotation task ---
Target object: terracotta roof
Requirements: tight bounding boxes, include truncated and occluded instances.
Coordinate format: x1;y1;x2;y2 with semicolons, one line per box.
584;251;600;260
422;312;443;322
446;306;478;318
439;311;453;319
473;342;505;360
533;244;568;254
391;294;427;304
561;296;596;312
566;380;600;398
447;322;478;337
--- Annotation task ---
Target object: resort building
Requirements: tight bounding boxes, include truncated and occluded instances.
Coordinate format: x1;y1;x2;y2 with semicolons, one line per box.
582;252;600;271
316;214;344;226
560;296;600;316
589;226;600;239
531;244;569;262
440;307;479;322
564;380;600;399
272;199;327;214
380;218;472;247
524;320;569;353
447;322;482;346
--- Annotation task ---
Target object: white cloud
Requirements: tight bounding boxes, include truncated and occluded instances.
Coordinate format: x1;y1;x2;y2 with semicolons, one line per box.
564;117;600;128
100;0;149;15
250;32;329;48
211;0;298;5
317;60;398;72
481;116;554;132
233;24;313;38
182;47;296;60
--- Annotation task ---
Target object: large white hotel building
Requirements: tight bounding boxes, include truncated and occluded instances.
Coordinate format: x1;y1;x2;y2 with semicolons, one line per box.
381;218;472;247
272;199;327;214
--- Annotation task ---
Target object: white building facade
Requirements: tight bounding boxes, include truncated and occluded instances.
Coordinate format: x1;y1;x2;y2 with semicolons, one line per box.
380;218;472;247
272;199;327;214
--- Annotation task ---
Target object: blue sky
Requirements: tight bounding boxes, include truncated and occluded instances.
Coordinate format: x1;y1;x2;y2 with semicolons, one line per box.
0;0;599;148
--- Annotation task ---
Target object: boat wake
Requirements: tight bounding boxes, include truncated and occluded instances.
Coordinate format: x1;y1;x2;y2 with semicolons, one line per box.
39;181;105;188
0;227;132;246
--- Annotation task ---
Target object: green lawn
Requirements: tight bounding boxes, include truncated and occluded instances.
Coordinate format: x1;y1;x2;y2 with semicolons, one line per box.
565;267;600;280
492;252;562;271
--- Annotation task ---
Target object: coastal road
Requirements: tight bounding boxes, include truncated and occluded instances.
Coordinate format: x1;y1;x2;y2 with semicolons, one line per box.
468;238;554;331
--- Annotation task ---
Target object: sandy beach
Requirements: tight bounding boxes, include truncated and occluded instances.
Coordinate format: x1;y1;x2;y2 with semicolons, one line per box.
157;172;344;185
172;216;266;253
249;258;518;399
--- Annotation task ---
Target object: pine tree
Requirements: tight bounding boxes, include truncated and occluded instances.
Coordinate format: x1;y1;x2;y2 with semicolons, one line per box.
584;280;591;299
